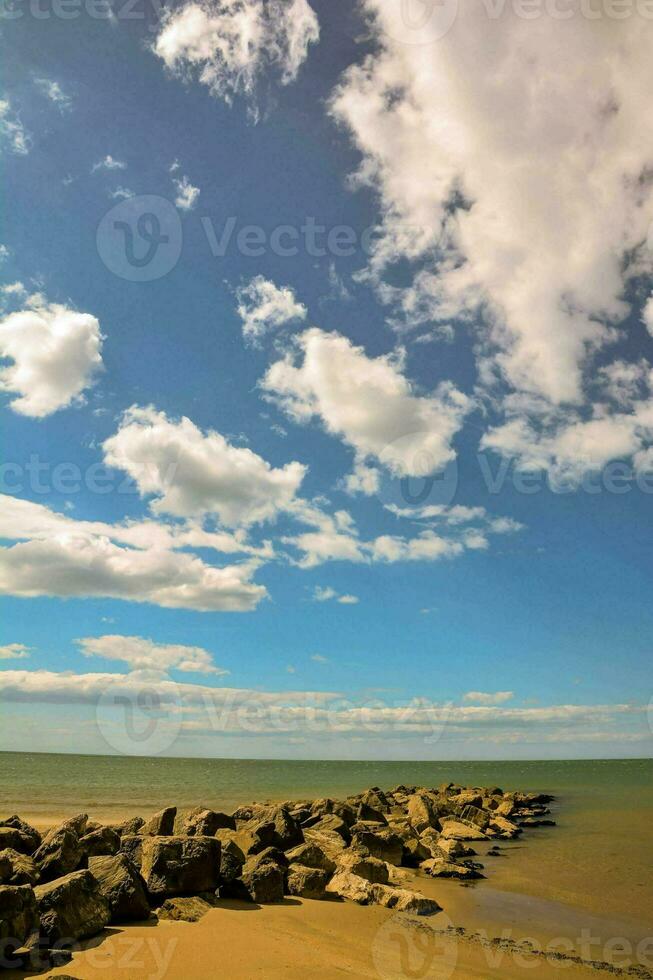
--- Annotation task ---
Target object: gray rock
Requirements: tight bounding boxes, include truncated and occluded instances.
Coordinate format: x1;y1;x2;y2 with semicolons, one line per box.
88;854;150;922
240;852;285;903
110;816;144;837
325;870;373;904
286;865;331;899
337;852;389;884
0;884;39;961
80;827;121;859
140;836;221;898
178;808;235;836
351;829;403;866
141;807;176;836
156;895;214;922
118;834;143;869
35;870;110;943
0;848;39;886
33;827;83;883
0;817;41;852
219;838;246;886
284;842;335;873
0;828;38;856
370;884;441;915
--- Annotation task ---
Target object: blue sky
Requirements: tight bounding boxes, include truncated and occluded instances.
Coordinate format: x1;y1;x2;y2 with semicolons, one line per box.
1;0;652;759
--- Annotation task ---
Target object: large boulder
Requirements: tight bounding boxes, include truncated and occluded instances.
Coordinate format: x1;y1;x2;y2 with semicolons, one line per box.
240;852;285;903
33;824;84;883
178;808;235;836
302;827;348;861
110;816;144;837
460;805;490;830
0;828;37;856
88;854;150;922
140;836;220;898
284;842;335;873
219;838;246;888
406;794;442;834
420;858;484;880
141;807;176;837
337;851;389;884
489;815;521;838
80;827;121;859
0;848;39;886
326;870;374;905
402;837;432;867
156;896;214;922
249;806;303;850
0;884;39;960
35;870;110;943
431;837;475;862
0;817;41;853
351;829;403;866
286;865;331;899
118;834;143;869
439;820;487;842
370;884;441;915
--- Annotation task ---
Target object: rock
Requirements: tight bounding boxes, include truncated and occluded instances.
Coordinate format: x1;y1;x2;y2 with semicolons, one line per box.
0;884;39;960
140;836;221;899
88;854;150;922
420;859;484;880
0;817;41;852
0;848;39;886
256;806;303;849
284;842;335;873
495;800;516;818
439;820;487;842
337;852;389;884
302;827;348;861
80;827;121;859
303;812;350;841
33;827;83;883
178;808;235;836
141;807;176;836
449;792;483;809
111;816;144;837
351;829;403;866
219;838;246;886
156;895;214;922
518;817;556;828
460;805;490;830
489;815;521;838
370;884;441;915
286;865;331;899
357;802;387;824
220;823;275;857
325;870;374;905
119;834;143;869
360;788;390;813
240;853;285;903
406;794;442;834
432;837;475;861
402;837;432;867
35;870;110;943
0;828;38;856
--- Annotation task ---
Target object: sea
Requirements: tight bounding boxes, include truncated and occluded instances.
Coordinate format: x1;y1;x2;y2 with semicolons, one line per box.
1;753;651;927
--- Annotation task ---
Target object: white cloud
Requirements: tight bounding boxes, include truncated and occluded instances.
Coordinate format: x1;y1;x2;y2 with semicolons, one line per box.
312;585;359;604
173;174;200;211
331;3;653;410
236;276;307;344
644;296;653;338
310;653;329;663
0;494;268;612
34;78;72;112
0;643;31;661
78;635;226;675
0;99;30;155
0;301;103;417
152;0;319;112
92;155;126;172
103;405;306;526
463;691;514;706
262;328;470;480
0;245;9;261
109;186;134;201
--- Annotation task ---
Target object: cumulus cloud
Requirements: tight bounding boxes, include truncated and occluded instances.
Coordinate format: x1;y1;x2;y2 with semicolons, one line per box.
92;155;126;172
330;1;653;480
103;406;306;526
0;301;103;417
0;99;30;155
644;296;653;337
236;276;307;344
34;78;72;112
173;174;200;211
0;494;268;612
0;643;31;661
78;635;226;675
262;328;470;480
463;691;514;706
312;585;359;604
152;0;319;112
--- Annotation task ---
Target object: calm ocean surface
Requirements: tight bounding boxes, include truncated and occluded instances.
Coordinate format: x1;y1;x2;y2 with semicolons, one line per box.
1;753;651;922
